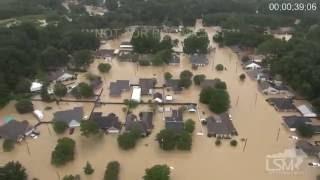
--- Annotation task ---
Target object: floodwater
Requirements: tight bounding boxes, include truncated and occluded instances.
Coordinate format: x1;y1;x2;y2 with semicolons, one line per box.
0;20;319;180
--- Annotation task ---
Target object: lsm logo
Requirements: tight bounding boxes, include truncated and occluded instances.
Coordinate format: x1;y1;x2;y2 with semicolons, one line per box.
266;148;307;175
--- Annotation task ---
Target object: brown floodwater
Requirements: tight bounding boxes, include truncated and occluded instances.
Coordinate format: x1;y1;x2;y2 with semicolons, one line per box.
0;21;318;180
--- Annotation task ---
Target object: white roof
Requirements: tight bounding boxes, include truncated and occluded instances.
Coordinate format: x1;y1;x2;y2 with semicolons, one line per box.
297;105;317;118
69;120;81;128
131;86;141;102
33;110;44;120
246;62;261;68
30;82;43;92
57;73;73;81
165;95;173;101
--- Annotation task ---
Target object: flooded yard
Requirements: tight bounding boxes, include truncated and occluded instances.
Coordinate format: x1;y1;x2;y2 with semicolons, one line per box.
0;24;319;180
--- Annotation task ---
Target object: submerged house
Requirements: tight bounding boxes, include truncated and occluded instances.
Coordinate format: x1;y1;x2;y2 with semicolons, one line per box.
125;112;154;136
206;113;237;138
91;112;121;133
168;53;180;65
153;92;163;103
259;81;289;95
109;80;130;97
165;79;183;94
266;98;296;112
94;49;115;60
165;110;184;132
0;120;32;142
139;78;156;96
296;140;320;159
53;107;84;128
282;116;312;132
190;54;209;67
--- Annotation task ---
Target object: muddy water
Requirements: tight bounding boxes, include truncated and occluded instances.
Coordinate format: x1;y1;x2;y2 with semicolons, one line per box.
0;24;318;180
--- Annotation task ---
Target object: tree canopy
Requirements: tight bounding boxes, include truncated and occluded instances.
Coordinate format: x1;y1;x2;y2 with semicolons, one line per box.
80;120;100;137
143;165;170;180
104;161;120;180
200;87;230;113
51;137;76;166
183;30;209;54
0;161;28;180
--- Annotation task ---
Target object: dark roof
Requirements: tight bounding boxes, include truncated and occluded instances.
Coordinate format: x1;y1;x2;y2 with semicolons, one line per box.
190;54;208;65
282;116;311;129
296;140;320;157
125;113;153;135
153;92;163;99
206;113;237;136
109;80;130;96
47;68;67;82
0;120;30;140
267;98;296;111
53;107;83;124
169;54;180;64
165;110;184;131
200;79;219;89
312;126;320;134
120;41;132;46
95;49;114;58
91;112;121;130
139;79;156;95
165;79;183;92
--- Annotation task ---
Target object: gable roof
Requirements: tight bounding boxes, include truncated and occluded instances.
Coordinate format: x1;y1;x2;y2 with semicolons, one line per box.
95;49;114;58
139;112;154;130
297;105;317;118
53;107;84;125
200;79;220;89
165;79;183;92
165;110;184;132
0;120;30;140
282;116;311;129
296;140;320;157
190;54;208;65
91;112;121;130
109;80;130;96
267;98;296;111
139;78;156;95
125;113;153;135
206;113;237;136
153;92;163;99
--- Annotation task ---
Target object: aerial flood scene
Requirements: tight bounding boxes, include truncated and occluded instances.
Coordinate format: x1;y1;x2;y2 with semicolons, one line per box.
1;0;320;180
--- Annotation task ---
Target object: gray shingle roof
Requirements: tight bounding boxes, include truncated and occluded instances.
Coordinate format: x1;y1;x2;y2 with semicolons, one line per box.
53;107;84;124
91;112;121;130
267;98;296;111
139;79;156;95
0;120;30;140
282;116;311;129
206;113;237;136
165;79;182;92
190;54;208;65
165;110;184;132
109;80;130;96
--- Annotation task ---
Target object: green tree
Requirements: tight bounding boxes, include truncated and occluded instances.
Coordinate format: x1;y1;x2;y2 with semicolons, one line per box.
193;74;206;86
72;50;92;68
239;74;246;81
40;83;52;102
51;137;76;166
156;129;177;151
98;63;112;73
215;64;224;71
80;120;100;137
215;79;227;90
3;139;15;152
104;161;120;180
15;79;31;94
176;131;192;150
164;72;173;80
143;165;170;180
183;30;209;54
124;99;139;109
208;89;230;113
297;124;314;138
53;121;68;134
62;174;80;180
15;99;34;114
151;49;172;66
230;140;238;147
179;70;193;88
54;82;67;98
105;0;118;10
0;161;27;180
40;46;69;68
215;139;222;146
180;70;193;80
117;129;140;150
84;162;94;175
131;28;161;54
72;83;94;99
184;119;195;133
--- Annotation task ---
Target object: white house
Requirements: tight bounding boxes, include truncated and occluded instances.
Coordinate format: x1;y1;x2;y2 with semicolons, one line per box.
57;73;74;82
30;82;43;92
297;105;317;118
165;95;173;101
245;62;261;70
131;86;141;102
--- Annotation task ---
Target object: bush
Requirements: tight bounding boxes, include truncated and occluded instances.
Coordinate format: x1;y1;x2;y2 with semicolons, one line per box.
156;129;177;151
53;121;68;134
63;175;80;180
117;131;140;150
54;83;67;97
200;87;230;113
215;139;221;146
15;99;34;114
104;161;120;180
239;74;246;81
80;120;100;137
72;83;94;98
3;139;15;152
84;162;94;175
143;165;170;180
193;74;206;86
184;119;195;133
124;99;139;109
215;64;224;71
164;72;173;80
98;63;112;73
230;140;238;147
176;131;192;150
139;60;151;66
51;138;76;166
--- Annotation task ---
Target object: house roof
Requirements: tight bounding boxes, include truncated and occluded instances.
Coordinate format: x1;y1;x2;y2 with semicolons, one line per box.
0;120;30;140
53;107;84;125
190;54;208;65
165;79;182;92
296;140;320;157
47;68;67;81
206;113;237;135
165;110;184;131
297;105;317;118
139;112;154;130
200;79;220;89
91;112;121;130
90;77;102;89
109;80;130;96
153;92;163;99
120;41;132;46
125;113;153;134
267;98;296;111
282;116;311;129
139;78;156;95
95;49;114;58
